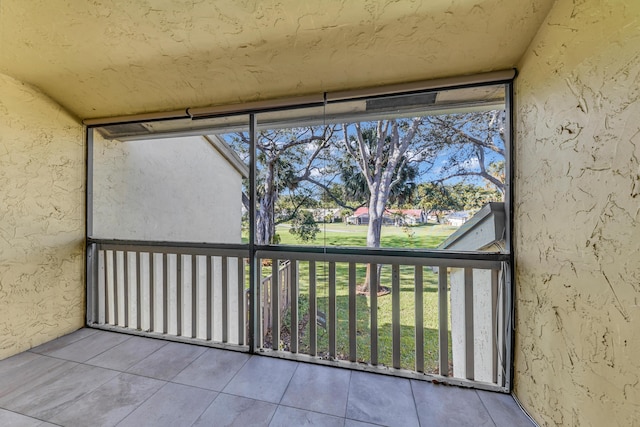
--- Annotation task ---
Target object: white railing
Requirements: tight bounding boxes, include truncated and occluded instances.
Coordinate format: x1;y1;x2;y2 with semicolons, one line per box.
86;240;510;391
253;247;509;390
86;240;249;350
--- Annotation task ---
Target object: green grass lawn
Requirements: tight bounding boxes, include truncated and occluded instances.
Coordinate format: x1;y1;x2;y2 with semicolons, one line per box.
260;223;457;373
275;222;458;248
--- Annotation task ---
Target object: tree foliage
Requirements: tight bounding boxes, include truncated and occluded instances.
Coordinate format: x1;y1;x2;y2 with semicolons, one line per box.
288;210;319;243
229;126;334;244
425;110;506;194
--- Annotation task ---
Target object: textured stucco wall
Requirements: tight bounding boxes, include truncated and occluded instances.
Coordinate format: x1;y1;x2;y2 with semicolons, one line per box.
514;0;640;425
92;135;243;243
0;73;84;360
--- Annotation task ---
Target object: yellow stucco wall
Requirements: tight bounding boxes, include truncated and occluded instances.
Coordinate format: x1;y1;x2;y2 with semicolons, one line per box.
514;0;640;425
0;73;85;360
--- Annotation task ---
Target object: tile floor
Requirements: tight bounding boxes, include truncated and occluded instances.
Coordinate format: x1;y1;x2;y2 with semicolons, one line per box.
0;329;535;426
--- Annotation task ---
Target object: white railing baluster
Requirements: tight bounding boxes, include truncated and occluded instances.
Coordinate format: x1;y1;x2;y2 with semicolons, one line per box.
392;263;401;369
258;260;264;348
149;253;155;332
438;266;449;376
162;253;168;334
113;251;119;326
176;254;183;336
237;258;245;346
191;255;197;339
370;263;378;366
271;258;280;350
98;249;105;324
329;261;337;359
104;250;112;325
222;256;228;343
123;251;129;327
348;262;357;362
290;260;298;353
136;252;142;330
206;255;213;341
309;260;317;357
414;266;424;373
464;267;474;380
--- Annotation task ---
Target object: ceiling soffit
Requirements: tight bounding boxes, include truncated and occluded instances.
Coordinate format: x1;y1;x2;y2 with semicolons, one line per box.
0;0;555;119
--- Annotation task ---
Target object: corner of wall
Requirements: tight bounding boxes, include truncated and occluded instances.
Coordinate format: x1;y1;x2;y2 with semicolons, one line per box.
0;72;86;359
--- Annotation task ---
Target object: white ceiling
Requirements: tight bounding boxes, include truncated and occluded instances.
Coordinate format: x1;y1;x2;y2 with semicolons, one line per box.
0;0;555;120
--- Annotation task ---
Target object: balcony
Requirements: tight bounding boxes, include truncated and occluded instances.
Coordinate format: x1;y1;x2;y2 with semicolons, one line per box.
85;236;510;389
0;328;533;426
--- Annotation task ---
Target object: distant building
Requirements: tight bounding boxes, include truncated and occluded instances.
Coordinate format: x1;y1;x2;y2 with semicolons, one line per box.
445;211;472;226
346;207;427;226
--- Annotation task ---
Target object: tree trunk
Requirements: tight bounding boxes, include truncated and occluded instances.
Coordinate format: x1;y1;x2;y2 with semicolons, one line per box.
362;191;388;293
256;163;277;245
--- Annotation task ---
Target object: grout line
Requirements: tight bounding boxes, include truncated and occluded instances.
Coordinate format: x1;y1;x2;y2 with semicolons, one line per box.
475;390;498;427
28;327;102;355
0;407;63;426
277;360;300;405
215;352;254;393
344;368;354;422
275;401;347;420
164;343;209;382
409;379;422;427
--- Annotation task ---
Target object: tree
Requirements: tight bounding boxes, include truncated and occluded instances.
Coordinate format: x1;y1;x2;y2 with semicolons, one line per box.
229;126;334;245
417;182;463;222
341;120;434;292
417;182;502;222
288;210;319;243
426;110;506;195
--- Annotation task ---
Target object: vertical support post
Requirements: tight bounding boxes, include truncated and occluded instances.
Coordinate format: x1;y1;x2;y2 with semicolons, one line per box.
438;267;449;376
329;261;336;358
271;259;280;350
505;80;515;392
348;262;357;362
370;263;378;366
309;260;317;357
248;113;259;353
85;127;94;239
192;255;198;339
290;260;298;353
85;127;94;326
392;264;401;369
415;265;424;373
222;256;229;343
